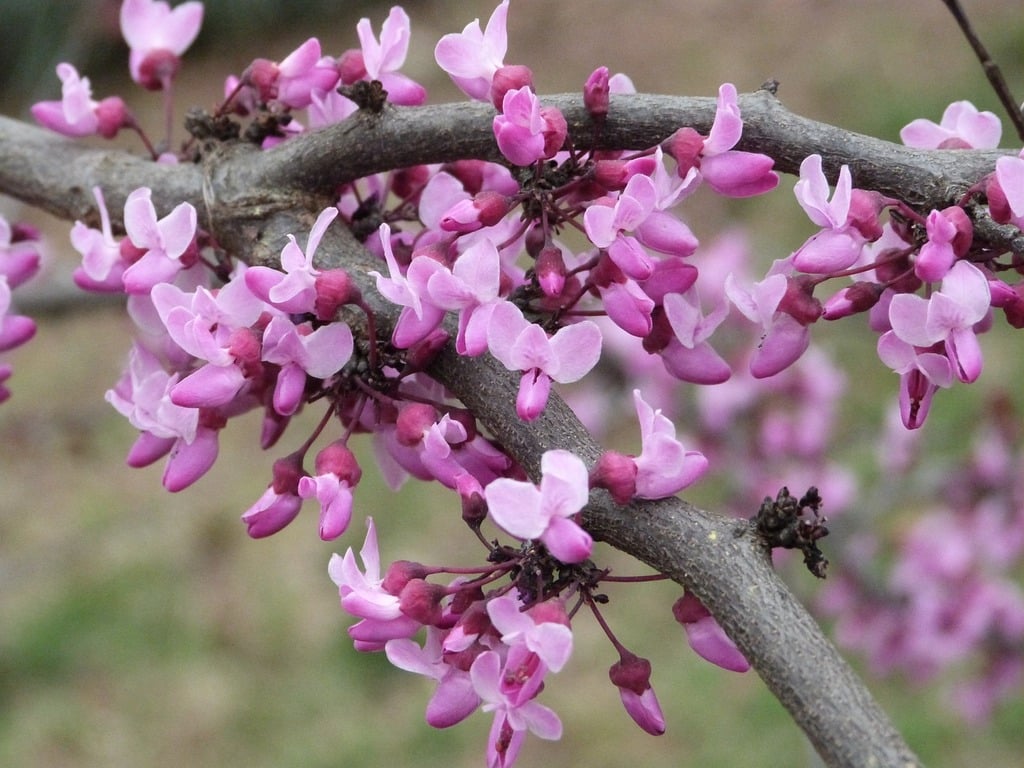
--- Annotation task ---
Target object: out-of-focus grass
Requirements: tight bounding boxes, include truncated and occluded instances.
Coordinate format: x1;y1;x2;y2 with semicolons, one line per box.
3;2;1024;766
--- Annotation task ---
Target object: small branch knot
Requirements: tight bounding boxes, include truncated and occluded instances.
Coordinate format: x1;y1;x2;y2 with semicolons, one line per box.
753;486;829;578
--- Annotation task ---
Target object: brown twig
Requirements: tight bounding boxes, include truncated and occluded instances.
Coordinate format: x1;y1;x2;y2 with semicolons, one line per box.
940;0;1024;142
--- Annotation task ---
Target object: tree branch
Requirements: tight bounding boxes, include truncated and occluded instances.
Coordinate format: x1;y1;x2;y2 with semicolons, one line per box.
5;88;1007;766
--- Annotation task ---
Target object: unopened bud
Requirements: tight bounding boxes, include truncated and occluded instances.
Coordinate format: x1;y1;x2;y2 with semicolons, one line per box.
398;578;446;626
590;450;638;505
583;66;610;120
490;64;534;110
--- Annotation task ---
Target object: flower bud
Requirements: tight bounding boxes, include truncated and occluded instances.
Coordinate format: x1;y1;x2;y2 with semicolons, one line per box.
314;269;360;321
540;106;568;158
395;403;437;446
399;578;446;626
490;64;534;110
778;275;822;326
822;281;884;320
583;66;610;120
535;244;567;297
382;560;431;595
590;450;638;505
662;126;704;176
313;440;362;485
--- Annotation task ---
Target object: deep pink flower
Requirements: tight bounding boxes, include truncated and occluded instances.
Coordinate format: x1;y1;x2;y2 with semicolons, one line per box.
672;592;750;673
245;37;339;110
370;224;447;348
583;174;659;279
471;649;562;768
493;87;547;166
792;154;872;273
887;260;990;383
484;449;593;563
120;0;204;90
725;268;812;378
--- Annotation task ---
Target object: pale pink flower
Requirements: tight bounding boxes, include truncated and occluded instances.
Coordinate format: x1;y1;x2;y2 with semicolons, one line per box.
120;0;204;89
434;0;510;101
31;63;128;138
900;101;1002;149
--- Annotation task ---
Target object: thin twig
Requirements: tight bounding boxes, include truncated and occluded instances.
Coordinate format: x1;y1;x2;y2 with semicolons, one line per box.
940;0;1024;141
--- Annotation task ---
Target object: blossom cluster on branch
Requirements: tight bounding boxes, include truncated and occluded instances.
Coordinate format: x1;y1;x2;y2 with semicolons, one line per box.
5;0;1024;765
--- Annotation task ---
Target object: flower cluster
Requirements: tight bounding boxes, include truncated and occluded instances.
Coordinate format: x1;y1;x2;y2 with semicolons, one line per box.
25;0;1024;760
0;216;43;404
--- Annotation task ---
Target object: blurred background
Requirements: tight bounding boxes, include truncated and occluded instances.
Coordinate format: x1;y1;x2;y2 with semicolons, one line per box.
2;1;1023;766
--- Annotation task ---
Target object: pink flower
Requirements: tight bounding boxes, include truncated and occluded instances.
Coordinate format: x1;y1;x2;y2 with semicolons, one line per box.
725;268;812;378
434;0;510;101
486;301;602;421
246;206;339;314
121;187;198;294
914;206;972;283
260;314;354;414
385;630;480;728
493;87;547;166
484;449;593;563
486;594;574;673
887;260;990;383
425;236;504;355
672;592;750;673
470;649;562;768
989;152;1024;230
31;63;128;139
298;441;361;540
329;517;422;651
245;38;339;110
699;83;779;197
0;279;36;353
353;6;426;105
70;188;127;292
583;174;659;279
900;101;1002;149
630;389;708;499
792;154;873;273
370;224;447;348
608;651;665;735
120;0;204;90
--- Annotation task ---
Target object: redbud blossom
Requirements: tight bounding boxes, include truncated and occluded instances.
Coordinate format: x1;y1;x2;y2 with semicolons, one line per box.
672;592;750;673
583;66;610;120
608;651;665;735
120;0;204;90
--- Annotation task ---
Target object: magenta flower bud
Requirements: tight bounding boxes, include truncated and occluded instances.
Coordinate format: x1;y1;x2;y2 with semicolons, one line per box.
395;403;438;446
527;598;570;627
609;651;653;696
336;48;367;84
136;49;182;91
226;326;262;375
391;165;431;202
583;66;610;120
314;268;360;321
609;651;665;735
535;244;567;297
244;58;279;101
540;106;568;158
398;578;446;626
382;560;431;595
271;450;306;495
590;450;638;505
592;159;628;191
440;191;511;233
663;126;704;176
822;282;884;320
442;159;488;195
489;64;534;110
846;189;885;241
313;440;362;485
987;173;1012;224
403;328;451;372
671;591;709;624
642;306;675;354
778;275;822;326
94;97;130;139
